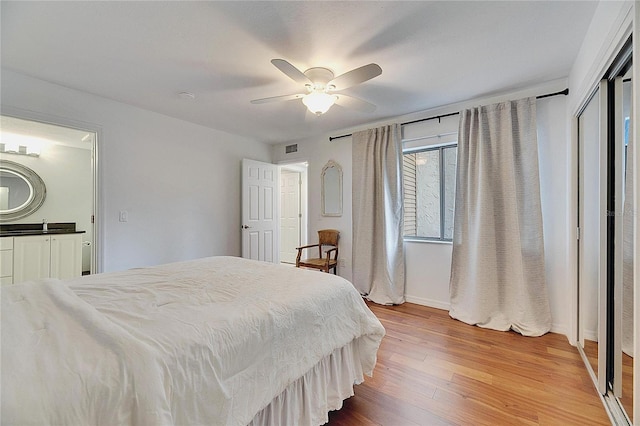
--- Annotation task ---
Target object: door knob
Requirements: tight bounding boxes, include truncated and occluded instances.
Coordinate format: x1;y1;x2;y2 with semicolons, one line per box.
242;225;251;229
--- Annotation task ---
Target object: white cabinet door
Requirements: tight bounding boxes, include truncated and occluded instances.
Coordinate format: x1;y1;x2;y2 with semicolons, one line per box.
0;250;13;284
13;235;50;283
0;237;13;284
50;234;82;280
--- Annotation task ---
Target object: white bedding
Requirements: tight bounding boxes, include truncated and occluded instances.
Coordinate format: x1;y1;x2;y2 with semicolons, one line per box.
1;256;385;425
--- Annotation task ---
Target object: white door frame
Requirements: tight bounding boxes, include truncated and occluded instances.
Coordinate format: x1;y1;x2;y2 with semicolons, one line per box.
1;106;101;273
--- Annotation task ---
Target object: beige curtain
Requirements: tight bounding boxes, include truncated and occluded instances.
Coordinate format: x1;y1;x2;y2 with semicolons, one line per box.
449;97;551;336
352;124;405;305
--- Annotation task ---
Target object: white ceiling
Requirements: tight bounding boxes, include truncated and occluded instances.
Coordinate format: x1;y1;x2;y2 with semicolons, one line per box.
1;1;599;144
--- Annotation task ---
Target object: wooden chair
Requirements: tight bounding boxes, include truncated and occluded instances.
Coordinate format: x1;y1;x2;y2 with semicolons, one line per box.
295;229;340;274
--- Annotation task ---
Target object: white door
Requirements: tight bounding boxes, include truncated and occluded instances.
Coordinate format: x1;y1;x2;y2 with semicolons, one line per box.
242;159;278;263
280;170;301;263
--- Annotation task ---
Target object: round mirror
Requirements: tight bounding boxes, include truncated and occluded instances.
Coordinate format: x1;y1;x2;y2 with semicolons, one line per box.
0;160;46;222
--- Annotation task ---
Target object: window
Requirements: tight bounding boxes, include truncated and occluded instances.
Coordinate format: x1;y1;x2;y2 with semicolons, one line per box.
403;144;457;241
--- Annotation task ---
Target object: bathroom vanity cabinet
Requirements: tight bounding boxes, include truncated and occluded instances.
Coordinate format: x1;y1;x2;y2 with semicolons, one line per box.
2;233;83;284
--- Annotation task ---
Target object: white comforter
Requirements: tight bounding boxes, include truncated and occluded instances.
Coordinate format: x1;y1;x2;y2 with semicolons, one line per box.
1;256;385;425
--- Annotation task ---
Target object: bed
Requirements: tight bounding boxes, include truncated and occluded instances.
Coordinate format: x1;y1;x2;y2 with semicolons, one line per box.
1;256;385;425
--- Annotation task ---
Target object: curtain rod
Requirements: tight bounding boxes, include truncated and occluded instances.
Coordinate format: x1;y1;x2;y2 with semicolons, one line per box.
328;88;569;141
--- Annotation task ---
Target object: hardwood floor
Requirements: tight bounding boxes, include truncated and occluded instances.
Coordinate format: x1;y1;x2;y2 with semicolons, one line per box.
621;352;634;422
327;302;611;426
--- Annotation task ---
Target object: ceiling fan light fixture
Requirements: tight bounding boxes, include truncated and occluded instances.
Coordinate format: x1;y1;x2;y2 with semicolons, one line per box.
302;92;337;115
251;60;381;115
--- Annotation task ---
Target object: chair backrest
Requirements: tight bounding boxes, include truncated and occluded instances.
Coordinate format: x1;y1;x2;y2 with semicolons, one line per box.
318;229;339;247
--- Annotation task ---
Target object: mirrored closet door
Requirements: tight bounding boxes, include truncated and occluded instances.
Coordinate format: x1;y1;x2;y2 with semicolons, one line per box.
617;65;633;424
577;40;633;424
578;80;607;392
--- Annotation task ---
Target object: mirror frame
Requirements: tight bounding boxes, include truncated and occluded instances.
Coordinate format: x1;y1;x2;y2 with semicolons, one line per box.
0;160;47;222
321;160;343;217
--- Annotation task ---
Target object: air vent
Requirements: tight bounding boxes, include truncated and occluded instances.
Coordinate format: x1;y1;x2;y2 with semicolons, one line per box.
285;144;298;154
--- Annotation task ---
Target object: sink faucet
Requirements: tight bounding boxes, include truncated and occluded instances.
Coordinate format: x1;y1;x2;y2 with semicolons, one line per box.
42;219;48;232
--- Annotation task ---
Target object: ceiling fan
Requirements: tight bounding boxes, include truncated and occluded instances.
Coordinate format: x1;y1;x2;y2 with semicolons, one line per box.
251;59;382;116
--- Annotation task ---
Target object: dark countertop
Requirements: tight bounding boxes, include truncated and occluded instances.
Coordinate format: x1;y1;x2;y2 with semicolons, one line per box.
0;222;86;238
0;230;86;237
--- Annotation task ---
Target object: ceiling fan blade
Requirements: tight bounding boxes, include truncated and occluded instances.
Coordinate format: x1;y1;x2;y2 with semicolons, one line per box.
334;94;377;113
271;59;312;85
250;93;305;104
328;63;382;90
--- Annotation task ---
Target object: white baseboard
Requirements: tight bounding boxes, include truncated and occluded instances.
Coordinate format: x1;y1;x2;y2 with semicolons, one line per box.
550;323;568;337
583;329;597;342
404;295;450;311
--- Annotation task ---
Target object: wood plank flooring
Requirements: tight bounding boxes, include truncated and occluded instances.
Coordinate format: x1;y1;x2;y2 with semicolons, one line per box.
327;302;611;426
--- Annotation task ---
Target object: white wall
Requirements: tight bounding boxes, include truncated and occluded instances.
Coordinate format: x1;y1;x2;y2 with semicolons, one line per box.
273;79;571;334
1;70;272;273
0;144;93;272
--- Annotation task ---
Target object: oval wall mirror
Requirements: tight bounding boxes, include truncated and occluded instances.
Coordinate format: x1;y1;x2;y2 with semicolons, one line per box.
321;160;342;217
0;160;47;222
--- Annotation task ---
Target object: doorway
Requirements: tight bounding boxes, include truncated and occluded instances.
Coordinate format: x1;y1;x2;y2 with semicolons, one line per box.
279;162;308;265
0;115;97;274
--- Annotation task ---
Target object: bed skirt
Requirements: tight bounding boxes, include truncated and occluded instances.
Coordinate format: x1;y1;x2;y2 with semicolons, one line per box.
250;337;366;426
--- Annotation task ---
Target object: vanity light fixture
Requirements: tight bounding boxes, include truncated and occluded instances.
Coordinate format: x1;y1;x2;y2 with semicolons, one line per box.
0;143;40;157
3;142;19;153
26;145;41;156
